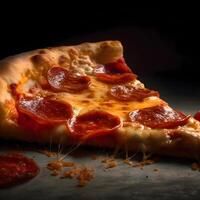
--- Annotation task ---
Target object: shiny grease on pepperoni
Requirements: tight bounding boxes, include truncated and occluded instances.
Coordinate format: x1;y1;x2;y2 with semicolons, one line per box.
95;58;132;74
128;105;190;129
47;67;91;93
68;111;121;140
109;85;159;101
94;58;137;84
0;153;39;188
194;111;200;121
17;96;73;125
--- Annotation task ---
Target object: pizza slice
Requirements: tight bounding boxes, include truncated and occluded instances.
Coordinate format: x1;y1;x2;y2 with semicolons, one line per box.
0;41;200;159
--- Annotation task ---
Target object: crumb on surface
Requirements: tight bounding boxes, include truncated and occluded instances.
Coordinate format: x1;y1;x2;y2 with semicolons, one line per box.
102;158;118;169
62;168;81;179
47;160;75;172
62;166;94;187
76;167;94;187
47;159;94;187
51;170;60;176
91;154;97;160
39;150;56;157
123;159;133;166
191;162;200;171
132;159;155;168
46;153;161;187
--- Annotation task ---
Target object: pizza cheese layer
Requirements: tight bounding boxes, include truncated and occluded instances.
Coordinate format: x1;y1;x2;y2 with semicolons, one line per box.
1;41;200;158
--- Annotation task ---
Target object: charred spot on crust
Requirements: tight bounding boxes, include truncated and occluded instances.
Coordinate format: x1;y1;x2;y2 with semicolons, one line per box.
31;55;46;65
81;100;90;103
31;55;50;68
58;55;69;65
100;42;111;49
68;48;79;59
38;50;46;54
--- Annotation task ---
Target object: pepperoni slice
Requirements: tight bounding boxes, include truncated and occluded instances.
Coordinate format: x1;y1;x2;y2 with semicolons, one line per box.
17;96;73;125
94;58;137;84
18;113;53;134
68;111;121;140
0;153;39;188
109;85;159;101
128;105;190;129
47;67;91;93
95;73;136;84
194;111;200;121
96;58;132;74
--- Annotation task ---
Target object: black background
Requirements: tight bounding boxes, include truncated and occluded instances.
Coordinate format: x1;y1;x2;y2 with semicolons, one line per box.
1;6;200;200
0;5;199;78
0;7;197;55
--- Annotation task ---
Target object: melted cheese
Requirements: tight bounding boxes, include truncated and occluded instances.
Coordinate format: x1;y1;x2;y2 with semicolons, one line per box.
18;61;168;148
19;54;164;123
19;74;165;122
70;55;95;76
22;79;37;92
57;77;165;120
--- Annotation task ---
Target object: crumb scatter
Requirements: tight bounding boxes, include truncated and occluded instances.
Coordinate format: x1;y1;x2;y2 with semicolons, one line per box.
101;158;118;169
47;159;94;187
38;150;56;157
191;162;200;171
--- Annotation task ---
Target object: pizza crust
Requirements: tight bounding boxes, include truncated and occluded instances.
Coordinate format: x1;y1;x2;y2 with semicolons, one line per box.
0;41;122;102
120;120;200;158
1;40;200;159
0;41;123;137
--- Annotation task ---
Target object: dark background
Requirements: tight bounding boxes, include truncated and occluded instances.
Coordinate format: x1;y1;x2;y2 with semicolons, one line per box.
1;6;200;200
0;6;198;71
0;5;199;112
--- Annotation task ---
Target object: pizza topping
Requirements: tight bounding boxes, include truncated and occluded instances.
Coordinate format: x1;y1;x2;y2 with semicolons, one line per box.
95;73;136;84
109;85;159;101
96;58;132;74
17;96;73;125
94;58;137;84
194;111;200;121
0;153;39;188
47;66;91;93
128;105;190;129
68;111;121;140
18;113;53;134
70;55;95;75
